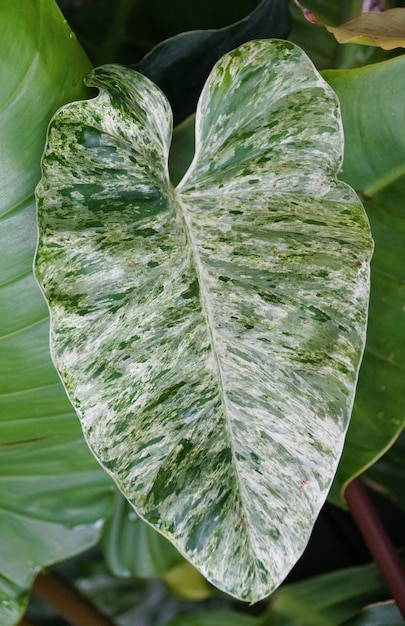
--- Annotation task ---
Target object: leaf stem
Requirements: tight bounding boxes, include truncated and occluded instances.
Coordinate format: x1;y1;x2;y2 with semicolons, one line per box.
32;571;117;626
344;478;405;619
17;619;36;626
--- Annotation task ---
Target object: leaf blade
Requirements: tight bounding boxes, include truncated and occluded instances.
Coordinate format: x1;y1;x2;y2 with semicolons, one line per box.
35;40;373;601
323;57;405;502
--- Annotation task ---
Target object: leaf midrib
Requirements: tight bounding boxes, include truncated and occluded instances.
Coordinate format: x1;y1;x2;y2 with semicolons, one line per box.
175;190;259;568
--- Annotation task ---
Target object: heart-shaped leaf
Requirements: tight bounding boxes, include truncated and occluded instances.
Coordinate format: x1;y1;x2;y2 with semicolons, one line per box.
35;40;373;601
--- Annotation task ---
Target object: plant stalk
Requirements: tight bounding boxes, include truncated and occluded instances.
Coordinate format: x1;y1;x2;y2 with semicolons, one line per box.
32;571;117;626
345;478;405;619
18;619;35;626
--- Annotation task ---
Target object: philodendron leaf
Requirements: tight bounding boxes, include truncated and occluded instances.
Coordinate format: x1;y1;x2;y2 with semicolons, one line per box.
35;40;373;601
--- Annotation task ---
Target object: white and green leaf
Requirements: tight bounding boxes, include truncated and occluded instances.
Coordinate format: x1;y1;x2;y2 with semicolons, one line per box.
35;40;373;601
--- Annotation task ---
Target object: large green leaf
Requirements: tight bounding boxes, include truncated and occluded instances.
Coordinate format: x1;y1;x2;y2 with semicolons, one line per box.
35;40;373;601
0;1;114;624
324;56;405;502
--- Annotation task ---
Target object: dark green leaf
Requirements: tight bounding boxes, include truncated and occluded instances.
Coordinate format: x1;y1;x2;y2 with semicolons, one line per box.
134;0;291;122
58;0;269;65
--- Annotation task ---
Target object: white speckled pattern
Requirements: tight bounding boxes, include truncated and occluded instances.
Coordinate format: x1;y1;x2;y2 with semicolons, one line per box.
35;40;373;601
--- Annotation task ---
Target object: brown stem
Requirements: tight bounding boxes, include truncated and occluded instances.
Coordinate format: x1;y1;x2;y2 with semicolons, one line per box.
32;571;117;626
17;619;36;626
344;478;405;619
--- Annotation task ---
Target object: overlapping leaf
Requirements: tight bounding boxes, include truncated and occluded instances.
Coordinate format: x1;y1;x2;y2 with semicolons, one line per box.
35;40;373;601
324;56;405;502
135;0;290;122
0;2;114;624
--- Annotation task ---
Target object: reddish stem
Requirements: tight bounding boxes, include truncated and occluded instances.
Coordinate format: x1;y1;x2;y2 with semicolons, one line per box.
345;478;405;619
17;619;35;626
32;571;117;626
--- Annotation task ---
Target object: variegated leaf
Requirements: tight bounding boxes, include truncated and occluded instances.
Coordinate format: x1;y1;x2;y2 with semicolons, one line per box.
35;40;373;601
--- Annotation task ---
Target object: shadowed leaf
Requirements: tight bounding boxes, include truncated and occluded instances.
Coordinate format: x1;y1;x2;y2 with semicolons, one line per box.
134;0;291;123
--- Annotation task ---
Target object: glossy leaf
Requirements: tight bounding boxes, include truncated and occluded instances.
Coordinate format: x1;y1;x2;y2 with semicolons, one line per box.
324;56;405;503
35;40;373;601
0;2;114;624
135;0;291;122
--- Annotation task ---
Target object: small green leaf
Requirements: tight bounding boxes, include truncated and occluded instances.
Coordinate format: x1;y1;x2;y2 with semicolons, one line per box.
169;115;196;187
162;562;212;600
35;40;373;601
